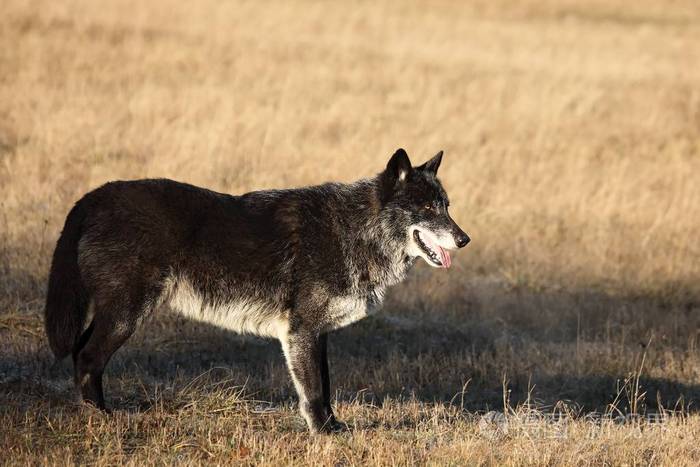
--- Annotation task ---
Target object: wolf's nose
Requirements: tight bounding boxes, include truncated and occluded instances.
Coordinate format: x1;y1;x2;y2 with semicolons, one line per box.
456;233;471;248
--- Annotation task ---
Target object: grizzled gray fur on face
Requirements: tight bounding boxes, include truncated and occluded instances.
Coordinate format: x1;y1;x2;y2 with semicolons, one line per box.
44;148;470;433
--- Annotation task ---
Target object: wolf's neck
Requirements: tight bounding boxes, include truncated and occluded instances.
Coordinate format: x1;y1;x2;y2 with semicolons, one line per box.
341;178;412;287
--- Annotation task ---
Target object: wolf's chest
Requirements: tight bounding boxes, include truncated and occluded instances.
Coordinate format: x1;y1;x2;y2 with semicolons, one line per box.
325;288;385;330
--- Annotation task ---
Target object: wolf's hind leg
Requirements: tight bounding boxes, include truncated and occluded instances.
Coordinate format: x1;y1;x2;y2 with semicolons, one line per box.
73;286;156;410
72;319;95;363
73;310;137;410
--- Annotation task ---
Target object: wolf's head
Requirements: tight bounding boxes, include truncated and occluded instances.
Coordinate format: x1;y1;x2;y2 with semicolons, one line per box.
379;148;470;268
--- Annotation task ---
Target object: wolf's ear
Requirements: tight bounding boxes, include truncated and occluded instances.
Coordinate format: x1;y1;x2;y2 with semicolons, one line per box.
417;151;443;175
380;148;412;203
385;148;412;184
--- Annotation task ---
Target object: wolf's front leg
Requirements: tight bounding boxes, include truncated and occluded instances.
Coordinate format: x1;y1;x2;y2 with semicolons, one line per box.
319;333;346;431
319;333;334;421
280;328;332;434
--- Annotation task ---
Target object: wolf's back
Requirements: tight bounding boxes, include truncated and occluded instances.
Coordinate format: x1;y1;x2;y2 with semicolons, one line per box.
45;200;89;359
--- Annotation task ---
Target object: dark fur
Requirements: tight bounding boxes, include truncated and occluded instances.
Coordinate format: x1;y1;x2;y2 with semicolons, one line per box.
44;148;469;433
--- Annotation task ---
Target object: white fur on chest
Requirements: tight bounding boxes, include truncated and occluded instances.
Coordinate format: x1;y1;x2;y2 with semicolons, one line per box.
326;288;385;330
166;278;288;339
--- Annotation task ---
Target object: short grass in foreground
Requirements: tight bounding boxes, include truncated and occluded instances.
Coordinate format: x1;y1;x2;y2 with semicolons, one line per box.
2;277;700;465
3;357;700;465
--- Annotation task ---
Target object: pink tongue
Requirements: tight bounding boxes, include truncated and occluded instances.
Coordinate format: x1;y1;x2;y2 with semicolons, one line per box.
424;235;451;269
439;246;451;269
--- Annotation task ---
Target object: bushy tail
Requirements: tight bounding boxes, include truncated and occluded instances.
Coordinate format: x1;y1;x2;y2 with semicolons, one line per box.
45;201;89;359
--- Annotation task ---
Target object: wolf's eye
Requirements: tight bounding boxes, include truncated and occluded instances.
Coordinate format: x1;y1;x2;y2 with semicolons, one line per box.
424;204;432;211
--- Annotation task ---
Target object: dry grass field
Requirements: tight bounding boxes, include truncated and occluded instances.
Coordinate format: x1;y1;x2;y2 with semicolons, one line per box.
2;0;700;464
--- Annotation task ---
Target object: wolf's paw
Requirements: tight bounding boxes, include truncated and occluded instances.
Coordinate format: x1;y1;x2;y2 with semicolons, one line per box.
320;417;350;433
79;399;112;414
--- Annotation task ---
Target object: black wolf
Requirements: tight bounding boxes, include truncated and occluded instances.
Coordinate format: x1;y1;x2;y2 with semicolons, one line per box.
44;148;470;433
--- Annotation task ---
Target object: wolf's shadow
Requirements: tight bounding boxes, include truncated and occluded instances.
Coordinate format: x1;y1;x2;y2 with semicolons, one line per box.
3;277;700;416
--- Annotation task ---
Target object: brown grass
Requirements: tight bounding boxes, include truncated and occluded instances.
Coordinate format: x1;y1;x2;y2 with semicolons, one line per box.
2;0;700;465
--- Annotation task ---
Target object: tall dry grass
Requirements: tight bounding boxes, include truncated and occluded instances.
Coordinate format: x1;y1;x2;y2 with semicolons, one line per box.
2;0;700;465
2;0;699;297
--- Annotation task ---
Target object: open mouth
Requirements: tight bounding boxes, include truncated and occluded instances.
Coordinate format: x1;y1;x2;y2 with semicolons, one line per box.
413;230;451;268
